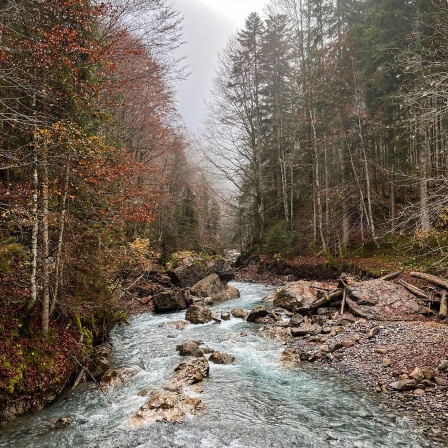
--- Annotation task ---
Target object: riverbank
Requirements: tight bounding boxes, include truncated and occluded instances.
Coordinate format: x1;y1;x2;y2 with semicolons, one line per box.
239;257;448;444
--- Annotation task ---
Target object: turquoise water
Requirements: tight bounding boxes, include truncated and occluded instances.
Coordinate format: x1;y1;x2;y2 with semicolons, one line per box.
0;283;441;447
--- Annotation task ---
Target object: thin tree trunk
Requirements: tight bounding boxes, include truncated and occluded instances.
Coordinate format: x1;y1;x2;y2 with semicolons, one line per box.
50;158;70;316
41;138;50;333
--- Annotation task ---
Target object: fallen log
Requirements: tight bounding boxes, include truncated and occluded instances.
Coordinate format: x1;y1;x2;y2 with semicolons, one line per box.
310;288;343;309
396;280;431;300
378;270;404;281
410;272;448;290
310;270;404;310
440;291;447;320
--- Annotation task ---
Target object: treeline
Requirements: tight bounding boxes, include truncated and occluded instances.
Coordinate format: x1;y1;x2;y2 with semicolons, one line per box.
204;0;448;256
0;0;220;333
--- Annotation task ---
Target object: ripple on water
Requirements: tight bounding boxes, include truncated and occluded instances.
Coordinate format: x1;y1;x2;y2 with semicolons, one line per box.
0;282;442;448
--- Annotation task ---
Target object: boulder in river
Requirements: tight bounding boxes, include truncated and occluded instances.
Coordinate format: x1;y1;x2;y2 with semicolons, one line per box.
176;341;204;358
209;352;235;365
185;305;213;324
231;308;247;319
153;288;188;313
246;306;281;324
345;280;431;320
246;306;269;322
166;252;236;288
171;357;210;387
169;320;189;330
191;274;240;302
128;390;203;426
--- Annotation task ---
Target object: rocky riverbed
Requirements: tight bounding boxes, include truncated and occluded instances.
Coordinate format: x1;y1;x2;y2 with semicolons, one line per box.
249;276;448;445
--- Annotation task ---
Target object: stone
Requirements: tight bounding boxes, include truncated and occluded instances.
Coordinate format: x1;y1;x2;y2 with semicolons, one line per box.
267;326;293;343
337;314;355;326
289;313;305;326
389;379;417;391
437;360;448;372
169;320;189;330
185;305;213;324
208;352;235;365
246;306;269;323
100;366;141;387
434;377;448;386
190;274;240;302
231;308;247;319
330;326;344;336
291;323;322;337
272;281;320;314
319;344;330;353
413;389;425;396
342;340;356;348
47;416;73;429
172;357;210;387
153;289;187;313
410;367;424;382
382;358;392;367
280;348;300;365
221;312;231;321
216;284;240;302
128;390;203;426
346;280;431;321
367;327;380;338
176;341;204;358
375;348;388;355
421;368;434;381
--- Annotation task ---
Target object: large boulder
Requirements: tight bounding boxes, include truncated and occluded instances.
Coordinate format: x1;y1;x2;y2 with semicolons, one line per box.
127;358;209;427
185;305;213;324
166;252;236;288
191;274;240;302
176;341;204;358
246;306;280;324
128;390;203;426
246;306;269;323
346;280;431;321
153;288;188;313
272;281;321;314
172;357;210;387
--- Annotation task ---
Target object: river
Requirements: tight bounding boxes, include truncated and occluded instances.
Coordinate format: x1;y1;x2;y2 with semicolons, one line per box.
0;282;442;448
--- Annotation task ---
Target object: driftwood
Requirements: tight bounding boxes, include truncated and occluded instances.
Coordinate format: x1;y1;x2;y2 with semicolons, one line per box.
440;291;447;320
410;271;448;290
310;270;404;310
378;270;404;281
397;280;432;301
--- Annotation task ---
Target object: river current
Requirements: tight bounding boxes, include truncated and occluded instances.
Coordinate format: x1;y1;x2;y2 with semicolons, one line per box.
0;282;442;448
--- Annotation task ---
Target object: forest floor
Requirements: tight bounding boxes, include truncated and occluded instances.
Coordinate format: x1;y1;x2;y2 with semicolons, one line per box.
236;255;448;444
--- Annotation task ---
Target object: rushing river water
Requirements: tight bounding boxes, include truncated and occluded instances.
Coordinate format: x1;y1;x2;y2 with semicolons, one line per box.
0;282;443;448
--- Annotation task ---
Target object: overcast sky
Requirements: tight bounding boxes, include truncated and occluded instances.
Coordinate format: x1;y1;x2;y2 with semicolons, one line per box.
172;0;266;134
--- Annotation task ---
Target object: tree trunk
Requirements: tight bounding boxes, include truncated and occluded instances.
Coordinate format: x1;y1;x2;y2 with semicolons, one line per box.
439;291;447;320
50;159;70;316
41;138;50;333
410;272;448;290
